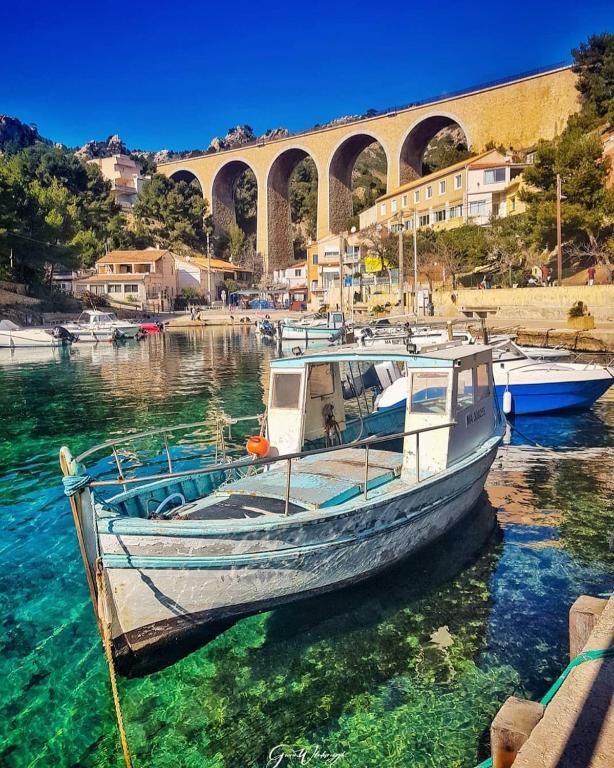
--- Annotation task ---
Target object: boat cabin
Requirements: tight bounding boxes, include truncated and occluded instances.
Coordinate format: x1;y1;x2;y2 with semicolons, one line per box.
77;310;119;327
265;345;498;479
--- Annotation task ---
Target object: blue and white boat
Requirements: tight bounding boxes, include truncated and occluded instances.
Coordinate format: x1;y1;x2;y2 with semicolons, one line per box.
376;339;614;416
59;344;503;674
279;310;345;342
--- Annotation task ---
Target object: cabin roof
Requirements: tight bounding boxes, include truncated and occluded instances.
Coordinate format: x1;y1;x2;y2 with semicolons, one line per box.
271;344;492;369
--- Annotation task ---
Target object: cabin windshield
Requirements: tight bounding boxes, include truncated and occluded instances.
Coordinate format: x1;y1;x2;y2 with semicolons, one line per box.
410;372;449;414
271;373;303;409
491;341;526;361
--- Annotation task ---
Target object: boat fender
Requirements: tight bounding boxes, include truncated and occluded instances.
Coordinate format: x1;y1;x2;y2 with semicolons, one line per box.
503;389;513;415
246;435;270;457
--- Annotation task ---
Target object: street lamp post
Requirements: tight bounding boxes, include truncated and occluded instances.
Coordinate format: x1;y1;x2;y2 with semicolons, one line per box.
206;230;212;304
413;208;418;315
396;212;404;309
556;173;563;286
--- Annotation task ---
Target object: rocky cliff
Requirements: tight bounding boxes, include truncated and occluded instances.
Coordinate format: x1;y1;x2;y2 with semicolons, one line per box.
0;115;49;152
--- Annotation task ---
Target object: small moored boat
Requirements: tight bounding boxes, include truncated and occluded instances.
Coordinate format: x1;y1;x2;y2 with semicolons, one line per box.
63;310;142;342
0;319;75;348
376;338;614;415
60;344;503;674
279;310;345;342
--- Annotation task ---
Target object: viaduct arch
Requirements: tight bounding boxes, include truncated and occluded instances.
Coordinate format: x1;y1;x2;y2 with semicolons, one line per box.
158;66;578;273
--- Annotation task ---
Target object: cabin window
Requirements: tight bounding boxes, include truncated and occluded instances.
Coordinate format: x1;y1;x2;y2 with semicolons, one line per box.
456;368;474;409
410;373;448;414
475;364;490;401
309;364;334;398
272;373;302;409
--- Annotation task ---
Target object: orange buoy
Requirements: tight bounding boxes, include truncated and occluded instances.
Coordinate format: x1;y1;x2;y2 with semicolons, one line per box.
246;435;270;457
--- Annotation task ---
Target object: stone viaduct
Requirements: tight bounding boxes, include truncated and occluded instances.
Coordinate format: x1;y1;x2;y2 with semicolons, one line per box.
158;66;578;271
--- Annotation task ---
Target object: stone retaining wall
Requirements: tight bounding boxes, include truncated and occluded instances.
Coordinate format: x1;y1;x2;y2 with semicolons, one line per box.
435;284;614;321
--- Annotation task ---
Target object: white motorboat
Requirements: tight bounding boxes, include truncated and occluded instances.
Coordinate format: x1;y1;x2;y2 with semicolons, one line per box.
279;311;346;342
60;343;502;674
376;338;614;416
63;310;142;342
0;319;75;348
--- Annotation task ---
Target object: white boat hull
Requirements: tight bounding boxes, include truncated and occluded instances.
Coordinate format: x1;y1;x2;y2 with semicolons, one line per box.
65;323;141;342
93;440;499;669
280;324;342;341
0;329;63;348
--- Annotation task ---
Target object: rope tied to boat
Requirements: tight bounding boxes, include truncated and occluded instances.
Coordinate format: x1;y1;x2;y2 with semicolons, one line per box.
475;646;614;768
96;559;134;768
62;474;91;496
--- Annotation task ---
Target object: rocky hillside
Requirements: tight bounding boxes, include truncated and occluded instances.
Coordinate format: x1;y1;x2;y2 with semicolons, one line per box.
0;116;49;152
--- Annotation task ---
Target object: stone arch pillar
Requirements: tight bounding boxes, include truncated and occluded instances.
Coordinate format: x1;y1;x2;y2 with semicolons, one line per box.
266;147;318;272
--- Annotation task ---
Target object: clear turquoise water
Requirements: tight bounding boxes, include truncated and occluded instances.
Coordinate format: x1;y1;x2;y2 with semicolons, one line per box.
0;328;612;768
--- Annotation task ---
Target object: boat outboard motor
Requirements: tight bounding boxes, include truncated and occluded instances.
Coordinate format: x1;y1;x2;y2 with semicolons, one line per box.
260;319;275;337
52;325;78;344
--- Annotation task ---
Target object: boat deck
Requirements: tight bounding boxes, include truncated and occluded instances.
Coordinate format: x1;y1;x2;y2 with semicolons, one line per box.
174;447;404;520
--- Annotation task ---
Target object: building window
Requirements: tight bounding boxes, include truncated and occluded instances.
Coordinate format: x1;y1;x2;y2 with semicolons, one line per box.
401;194;408;208
435;209;446;222
419;214;430;227
511;196;516;211
312;254;319;265
426;186;433;199
380;203;387;216
468;200;487;216
294;269;302;276
484;168;506;184
439;180;446;195
391;199;398;213
454;174;462;190
108;284;122;293
414;190;420;203
449;204;463;219
124;284;139;293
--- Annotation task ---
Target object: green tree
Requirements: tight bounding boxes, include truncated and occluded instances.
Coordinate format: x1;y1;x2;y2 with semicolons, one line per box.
227;223;246;263
521;122;613;249
0;144;125;282
571;33;614;122
134;174;207;252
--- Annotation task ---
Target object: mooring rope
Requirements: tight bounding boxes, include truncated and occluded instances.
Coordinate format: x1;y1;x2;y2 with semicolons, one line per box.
475;647;614;768
96;560;134;768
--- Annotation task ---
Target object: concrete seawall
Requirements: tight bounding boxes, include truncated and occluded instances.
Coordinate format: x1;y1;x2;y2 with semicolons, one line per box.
436;285;614;322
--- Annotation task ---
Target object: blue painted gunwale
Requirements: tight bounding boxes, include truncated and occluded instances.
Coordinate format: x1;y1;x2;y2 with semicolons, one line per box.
97;433;501;560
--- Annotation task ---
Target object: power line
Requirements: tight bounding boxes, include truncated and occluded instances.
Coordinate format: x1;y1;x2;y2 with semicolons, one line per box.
2;230;74;251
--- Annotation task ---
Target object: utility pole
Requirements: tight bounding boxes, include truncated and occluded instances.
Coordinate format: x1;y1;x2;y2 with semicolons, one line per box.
206;230;212;304
413;208;418;315
397;214;404;309
556;173;562;286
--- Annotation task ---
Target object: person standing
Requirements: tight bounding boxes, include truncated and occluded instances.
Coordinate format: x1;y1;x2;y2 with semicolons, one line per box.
541;264;551;286
587;265;596;286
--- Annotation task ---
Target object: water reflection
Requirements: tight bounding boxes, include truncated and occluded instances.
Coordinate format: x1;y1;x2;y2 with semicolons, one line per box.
0;329;613;768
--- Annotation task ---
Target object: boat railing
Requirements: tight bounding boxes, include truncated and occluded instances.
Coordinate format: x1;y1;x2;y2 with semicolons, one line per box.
76;412;265;478
88;420;457;514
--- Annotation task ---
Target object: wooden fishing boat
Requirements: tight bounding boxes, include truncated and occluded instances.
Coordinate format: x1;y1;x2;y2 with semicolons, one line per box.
60;344;503;675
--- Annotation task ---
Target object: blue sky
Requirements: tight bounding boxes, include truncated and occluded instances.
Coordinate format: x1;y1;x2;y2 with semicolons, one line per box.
3;1;614;151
